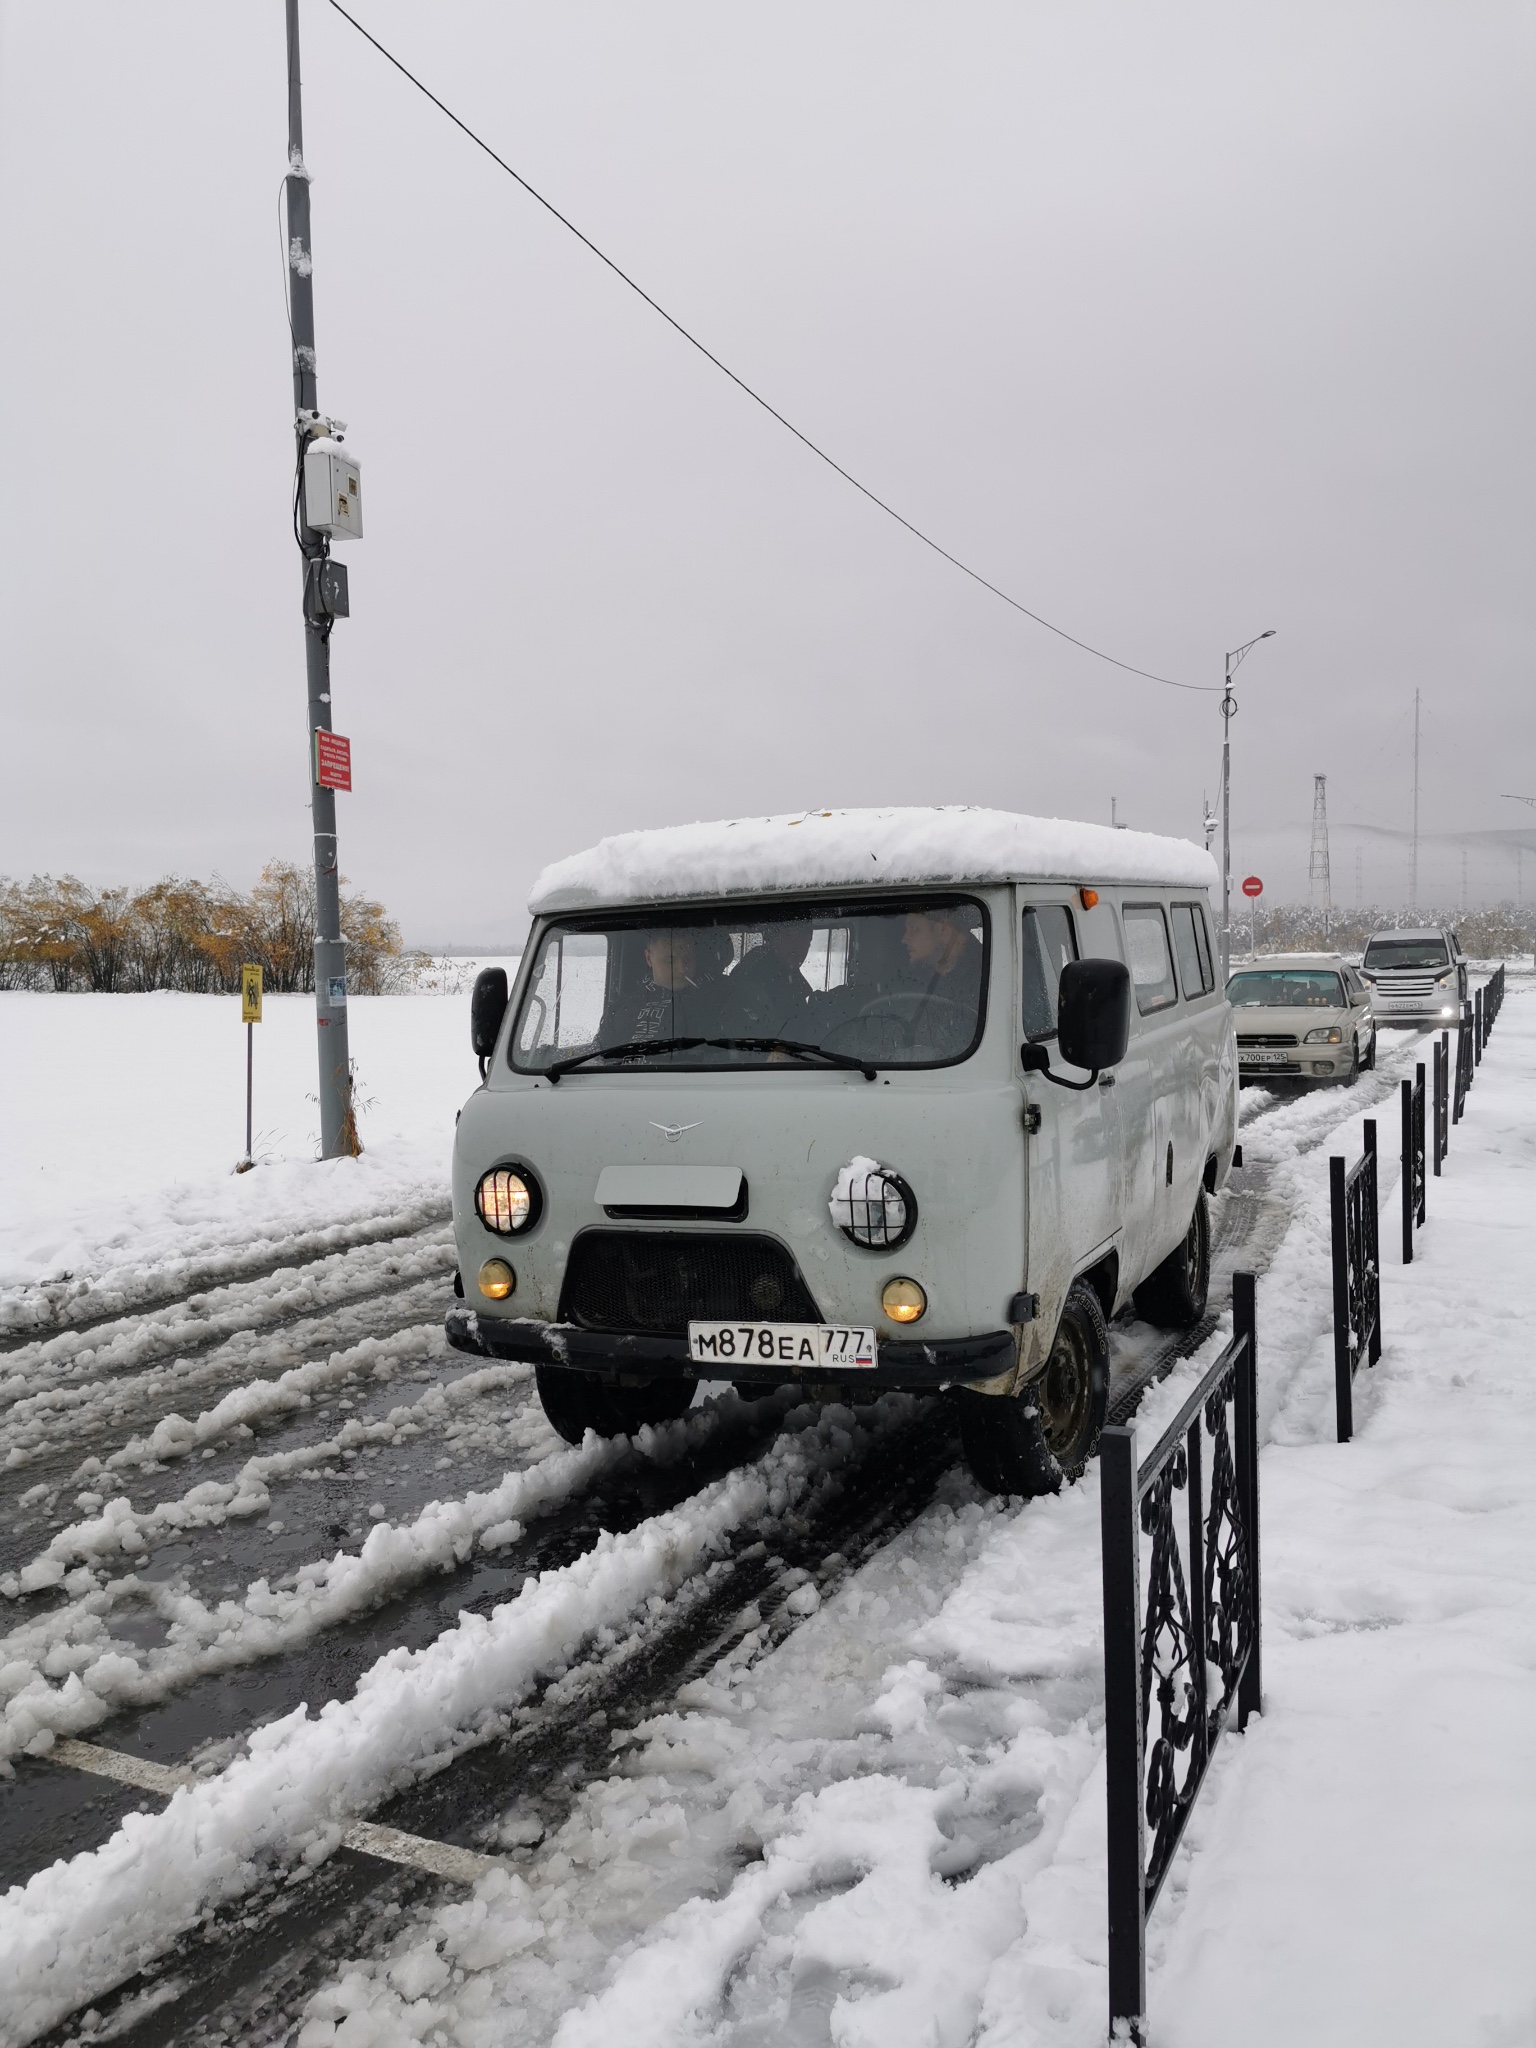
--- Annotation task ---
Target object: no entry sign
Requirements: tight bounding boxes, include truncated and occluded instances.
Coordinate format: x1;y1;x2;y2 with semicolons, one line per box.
314;730;352;792
1241;875;1263;899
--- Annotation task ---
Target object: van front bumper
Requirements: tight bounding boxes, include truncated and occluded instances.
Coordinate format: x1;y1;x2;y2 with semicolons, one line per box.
445;1305;1014;1391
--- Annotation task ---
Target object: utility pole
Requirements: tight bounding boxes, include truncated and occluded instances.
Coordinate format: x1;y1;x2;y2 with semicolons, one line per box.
1219;630;1276;982
285;1;357;1158
1410;689;1420;915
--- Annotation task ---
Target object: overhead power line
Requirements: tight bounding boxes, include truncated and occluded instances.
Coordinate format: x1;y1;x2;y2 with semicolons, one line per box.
326;0;1217;694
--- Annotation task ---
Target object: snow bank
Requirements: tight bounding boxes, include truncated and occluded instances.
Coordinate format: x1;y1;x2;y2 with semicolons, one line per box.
529;806;1216;913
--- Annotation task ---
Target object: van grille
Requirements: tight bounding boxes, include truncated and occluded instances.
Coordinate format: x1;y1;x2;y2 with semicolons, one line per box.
558;1231;823;1336
1237;1033;1299;1048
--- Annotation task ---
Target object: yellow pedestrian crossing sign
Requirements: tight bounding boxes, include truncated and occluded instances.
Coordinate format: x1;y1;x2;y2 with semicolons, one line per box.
240;964;263;1025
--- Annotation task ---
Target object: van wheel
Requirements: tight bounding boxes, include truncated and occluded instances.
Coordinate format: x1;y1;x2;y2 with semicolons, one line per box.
1132;1190;1210;1331
534;1365;696;1444
957;1279;1108;1497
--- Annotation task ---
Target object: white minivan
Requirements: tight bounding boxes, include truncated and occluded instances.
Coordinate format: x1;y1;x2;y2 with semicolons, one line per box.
446;808;1238;1497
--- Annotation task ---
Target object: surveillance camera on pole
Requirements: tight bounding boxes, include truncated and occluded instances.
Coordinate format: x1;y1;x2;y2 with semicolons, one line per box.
284;2;363;1159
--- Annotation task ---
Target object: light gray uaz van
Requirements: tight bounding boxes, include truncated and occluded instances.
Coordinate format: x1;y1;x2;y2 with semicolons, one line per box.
445;808;1238;1497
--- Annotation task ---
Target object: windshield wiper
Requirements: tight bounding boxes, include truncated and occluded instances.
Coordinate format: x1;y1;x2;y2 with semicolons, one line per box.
711;1037;878;1081
545;1035;877;1083
546;1037;707;1082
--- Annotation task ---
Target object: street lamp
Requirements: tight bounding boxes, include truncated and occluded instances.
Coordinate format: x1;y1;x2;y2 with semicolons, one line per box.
1220;631;1276;982
1501;796;1536;907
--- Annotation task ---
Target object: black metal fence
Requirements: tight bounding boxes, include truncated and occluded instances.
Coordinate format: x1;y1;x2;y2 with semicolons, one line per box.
1432;1032;1449;1176
1483;963;1505;1038
1331;1119;1381;1443
1474;986;1483;1066
1100;1273;1260;2045
1453;1002;1473;1123
1400;1064;1426;1264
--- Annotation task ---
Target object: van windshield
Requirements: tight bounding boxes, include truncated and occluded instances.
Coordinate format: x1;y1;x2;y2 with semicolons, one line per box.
1227;970;1345;1008
510;894;989;1073
1363;938;1449;971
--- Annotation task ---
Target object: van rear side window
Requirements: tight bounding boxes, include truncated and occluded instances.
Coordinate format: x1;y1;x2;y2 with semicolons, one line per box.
1122;905;1178;1014
1170;901;1214;997
1021;904;1078;1039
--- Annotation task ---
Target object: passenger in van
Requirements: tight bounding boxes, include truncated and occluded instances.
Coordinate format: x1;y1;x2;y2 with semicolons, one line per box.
600;929;724;1047
722;922;814;1037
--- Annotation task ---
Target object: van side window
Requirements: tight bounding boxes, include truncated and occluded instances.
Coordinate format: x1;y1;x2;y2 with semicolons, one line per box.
1170;901;1214;998
1021;904;1078;1039
1122;905;1179;1014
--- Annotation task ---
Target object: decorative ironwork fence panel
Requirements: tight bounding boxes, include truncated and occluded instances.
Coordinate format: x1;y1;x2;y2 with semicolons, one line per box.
1484;964;1504;1035
1100;1273;1260;2046
1433;1033;1448;1176
1331;1119;1380;1443
1401;1064;1426;1264
1453;1003;1472;1124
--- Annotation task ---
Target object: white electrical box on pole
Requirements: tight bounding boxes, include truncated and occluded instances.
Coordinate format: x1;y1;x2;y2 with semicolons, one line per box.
284;0;361;1159
303;437;364;538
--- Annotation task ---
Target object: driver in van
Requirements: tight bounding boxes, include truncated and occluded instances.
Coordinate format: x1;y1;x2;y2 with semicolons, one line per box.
900;904;985;1045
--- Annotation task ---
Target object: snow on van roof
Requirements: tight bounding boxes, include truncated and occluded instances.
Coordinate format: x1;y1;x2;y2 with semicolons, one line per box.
529;806;1217;914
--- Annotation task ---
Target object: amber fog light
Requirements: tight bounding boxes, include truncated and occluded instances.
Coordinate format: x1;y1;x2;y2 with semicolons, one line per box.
478;1259;516;1300
881;1276;926;1324
476;1167;538;1234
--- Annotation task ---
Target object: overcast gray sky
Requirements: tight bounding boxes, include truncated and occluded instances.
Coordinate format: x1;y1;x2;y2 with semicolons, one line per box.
1;0;1532;943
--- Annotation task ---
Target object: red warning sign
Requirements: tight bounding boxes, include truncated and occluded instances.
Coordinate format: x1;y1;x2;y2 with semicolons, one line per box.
1241;875;1263;899
314;730;352;792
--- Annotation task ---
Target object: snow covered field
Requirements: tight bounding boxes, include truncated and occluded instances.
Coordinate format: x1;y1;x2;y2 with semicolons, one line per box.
0;982;1532;2046
0;982;511;1302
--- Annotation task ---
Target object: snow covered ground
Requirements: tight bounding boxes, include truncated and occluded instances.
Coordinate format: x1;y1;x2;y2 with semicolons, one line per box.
0;979;511;1303
0;982;1531;2046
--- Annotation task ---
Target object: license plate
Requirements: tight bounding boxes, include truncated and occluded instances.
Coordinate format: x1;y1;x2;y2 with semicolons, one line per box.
687;1321;877;1368
1240;1049;1289;1065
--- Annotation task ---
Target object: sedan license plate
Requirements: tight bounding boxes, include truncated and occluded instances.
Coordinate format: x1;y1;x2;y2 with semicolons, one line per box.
1240;1049;1289;1066
688;1321;877;1368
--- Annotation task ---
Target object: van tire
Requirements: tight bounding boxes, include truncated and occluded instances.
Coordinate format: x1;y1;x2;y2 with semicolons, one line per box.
956;1279;1108;1498
534;1364;696;1443
1132;1190;1211;1331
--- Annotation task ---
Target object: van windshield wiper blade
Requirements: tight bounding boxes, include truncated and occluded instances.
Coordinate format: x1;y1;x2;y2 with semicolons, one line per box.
545;1037;706;1081
544;1035;877;1082
711;1037;878;1081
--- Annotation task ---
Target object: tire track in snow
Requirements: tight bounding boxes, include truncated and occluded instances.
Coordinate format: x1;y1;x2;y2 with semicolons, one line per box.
0;1267;455;1505
4;1394;951;2047
0;1202;451;1353
0;1228;457;1424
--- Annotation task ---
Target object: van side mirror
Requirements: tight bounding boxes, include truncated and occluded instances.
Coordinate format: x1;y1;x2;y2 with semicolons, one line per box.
1058;958;1131;1072
470;967;510;1068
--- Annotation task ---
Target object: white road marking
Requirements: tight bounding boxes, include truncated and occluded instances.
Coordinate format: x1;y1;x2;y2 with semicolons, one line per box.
45;1738;499;1885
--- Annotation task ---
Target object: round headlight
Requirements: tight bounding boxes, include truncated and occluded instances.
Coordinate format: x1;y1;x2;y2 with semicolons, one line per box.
881;1276;927;1324
830;1162;917;1250
476;1167;539;1235
477;1258;516;1300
